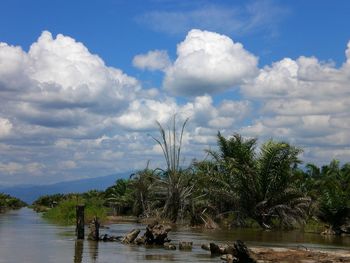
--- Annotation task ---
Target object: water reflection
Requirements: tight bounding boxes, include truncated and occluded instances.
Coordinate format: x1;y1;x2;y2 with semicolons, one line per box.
144;254;175;261
88;241;99;262
74;240;83;263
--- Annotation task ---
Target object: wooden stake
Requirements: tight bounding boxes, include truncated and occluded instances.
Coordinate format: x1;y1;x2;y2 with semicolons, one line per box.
76;205;85;240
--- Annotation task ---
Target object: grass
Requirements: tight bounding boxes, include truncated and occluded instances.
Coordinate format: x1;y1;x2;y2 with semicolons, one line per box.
43;198;107;225
302;218;326;233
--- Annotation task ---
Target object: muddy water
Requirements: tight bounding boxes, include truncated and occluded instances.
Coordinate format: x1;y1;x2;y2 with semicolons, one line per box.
0;208;349;263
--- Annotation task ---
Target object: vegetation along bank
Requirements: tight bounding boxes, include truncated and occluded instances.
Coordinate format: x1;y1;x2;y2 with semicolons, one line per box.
32;118;350;236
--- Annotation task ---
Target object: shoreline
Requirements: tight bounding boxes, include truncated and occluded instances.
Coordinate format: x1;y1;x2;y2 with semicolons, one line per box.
104;216;350;262
250;246;350;262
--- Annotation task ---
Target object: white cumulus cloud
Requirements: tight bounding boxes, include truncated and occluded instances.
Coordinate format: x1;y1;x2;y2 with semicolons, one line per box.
133;50;171;71
163;29;258;96
238;41;350;164
1;30;350;184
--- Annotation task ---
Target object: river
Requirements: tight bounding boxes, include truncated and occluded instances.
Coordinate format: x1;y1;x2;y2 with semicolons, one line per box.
0;208;349;263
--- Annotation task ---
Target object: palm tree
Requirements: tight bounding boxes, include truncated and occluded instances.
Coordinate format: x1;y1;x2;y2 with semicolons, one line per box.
207;132;258;221
105;179;133;215
129;164;159;217
189;159;222;227
250;140;308;228
317;160;350;234
293;163;322;221
209;133;309;229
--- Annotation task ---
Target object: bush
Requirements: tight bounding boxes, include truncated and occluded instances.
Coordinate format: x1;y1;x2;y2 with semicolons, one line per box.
0;193;27;211
43;197;107;225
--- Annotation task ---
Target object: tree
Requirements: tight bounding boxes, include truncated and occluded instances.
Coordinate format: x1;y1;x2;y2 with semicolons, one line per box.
249;140;308;228
129;164;158;217
152;115;193;222
0;193;26;211
208;133;309;229
189;159;222;227
105;179;133;215
317;160;350;234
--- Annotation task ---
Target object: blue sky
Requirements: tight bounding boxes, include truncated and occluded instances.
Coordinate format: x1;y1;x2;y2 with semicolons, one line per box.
1;0;350;185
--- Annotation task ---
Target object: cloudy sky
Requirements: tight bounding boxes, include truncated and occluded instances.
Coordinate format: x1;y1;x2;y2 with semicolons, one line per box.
1;0;350;185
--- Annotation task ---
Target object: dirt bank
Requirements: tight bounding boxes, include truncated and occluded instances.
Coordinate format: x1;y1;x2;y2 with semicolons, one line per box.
251;246;350;263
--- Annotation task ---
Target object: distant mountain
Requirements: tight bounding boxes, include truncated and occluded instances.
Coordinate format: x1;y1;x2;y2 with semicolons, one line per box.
0;172;129;204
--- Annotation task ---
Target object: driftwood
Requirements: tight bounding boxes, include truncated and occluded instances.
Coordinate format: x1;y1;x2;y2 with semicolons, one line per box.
209;243;235;255
209;242;226;255
206;240;257;263
143;221;171;245
164;242;176;250
99;233;121;242
87;218;258;263
201;243;210;251
93;220;171;246
220;254;238;263
134;236;146;245
87;217;100;241
233;240;256;263
121;229;141;244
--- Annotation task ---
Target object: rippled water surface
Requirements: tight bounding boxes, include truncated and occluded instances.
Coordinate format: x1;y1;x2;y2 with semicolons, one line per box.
0;208;349;263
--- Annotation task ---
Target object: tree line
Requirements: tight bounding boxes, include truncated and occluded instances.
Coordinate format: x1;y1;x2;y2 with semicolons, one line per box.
0;193;27;212
33;118;350;234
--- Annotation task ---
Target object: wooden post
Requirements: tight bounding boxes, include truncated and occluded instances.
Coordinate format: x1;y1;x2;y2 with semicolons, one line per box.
76;205;85;240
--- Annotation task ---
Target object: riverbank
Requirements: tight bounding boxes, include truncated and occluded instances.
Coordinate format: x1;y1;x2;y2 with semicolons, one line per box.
0;193;27;213
101;216;350;262
250;246;350;263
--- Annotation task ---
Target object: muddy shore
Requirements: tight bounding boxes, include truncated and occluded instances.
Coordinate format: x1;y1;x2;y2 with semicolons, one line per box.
250;246;350;263
105;216;350;262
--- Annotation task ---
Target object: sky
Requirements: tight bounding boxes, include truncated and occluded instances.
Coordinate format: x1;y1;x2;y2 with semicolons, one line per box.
0;0;350;185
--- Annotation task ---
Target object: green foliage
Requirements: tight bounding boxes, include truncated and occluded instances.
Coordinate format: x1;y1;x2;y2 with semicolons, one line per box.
0;193;27;211
43;195;107;225
317;160;350;231
31;126;350;234
206;133;309;229
129;165;159;217
152;115;194;222
32;193;66;211
105;179;133;215
302;218;325;233
43;199;78;224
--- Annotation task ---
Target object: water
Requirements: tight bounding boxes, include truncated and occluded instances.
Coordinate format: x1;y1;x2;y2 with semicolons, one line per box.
0;208;349;263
